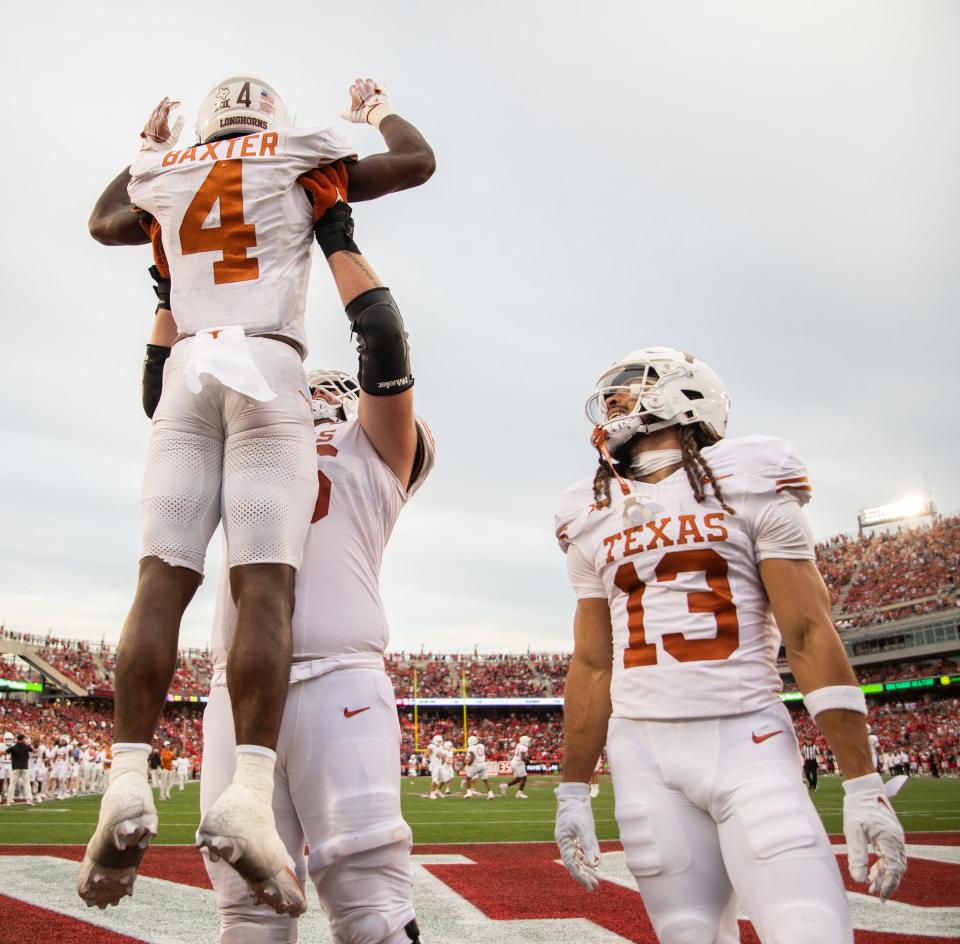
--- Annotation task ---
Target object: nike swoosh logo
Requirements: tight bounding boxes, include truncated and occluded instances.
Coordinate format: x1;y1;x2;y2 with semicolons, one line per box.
343;706;371;718
752;729;783;744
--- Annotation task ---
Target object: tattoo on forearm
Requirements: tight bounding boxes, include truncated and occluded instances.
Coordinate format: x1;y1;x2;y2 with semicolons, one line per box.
343;252;380;285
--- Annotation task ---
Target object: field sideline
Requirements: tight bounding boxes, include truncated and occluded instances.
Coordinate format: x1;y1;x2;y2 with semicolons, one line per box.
0;774;956;846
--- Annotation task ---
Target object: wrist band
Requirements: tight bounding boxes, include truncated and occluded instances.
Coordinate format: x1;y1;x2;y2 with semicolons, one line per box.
367;103;394;130
802;684;866;719
842;772;884;795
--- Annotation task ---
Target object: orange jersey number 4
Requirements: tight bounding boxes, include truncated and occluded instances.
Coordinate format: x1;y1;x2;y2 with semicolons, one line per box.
179;160;259;284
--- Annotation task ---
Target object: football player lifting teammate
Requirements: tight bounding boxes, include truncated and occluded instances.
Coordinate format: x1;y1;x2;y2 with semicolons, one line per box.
553;348;907;943
201;206;434;943
80;78;434;914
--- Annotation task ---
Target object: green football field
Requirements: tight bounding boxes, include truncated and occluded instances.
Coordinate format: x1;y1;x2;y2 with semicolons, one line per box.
0;775;956;846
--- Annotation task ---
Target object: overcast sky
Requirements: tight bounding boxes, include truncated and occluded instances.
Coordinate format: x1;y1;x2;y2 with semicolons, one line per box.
1;1;957;654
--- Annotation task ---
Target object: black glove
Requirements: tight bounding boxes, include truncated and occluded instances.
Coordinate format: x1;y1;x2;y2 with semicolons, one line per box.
313;202;360;258
149;264;171;310
142;344;170;418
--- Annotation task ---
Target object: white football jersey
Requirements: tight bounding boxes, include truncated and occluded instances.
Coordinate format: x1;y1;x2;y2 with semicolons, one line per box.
428;743;443;767
514;743;528;761
471;743;487;765
555;436;815;722
128;127;356;349
211;416;435;665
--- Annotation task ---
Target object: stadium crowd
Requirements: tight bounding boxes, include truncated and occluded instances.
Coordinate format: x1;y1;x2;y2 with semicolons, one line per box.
0;516;956;788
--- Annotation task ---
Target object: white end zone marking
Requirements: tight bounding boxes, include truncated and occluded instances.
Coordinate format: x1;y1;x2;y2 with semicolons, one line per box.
410;853;635;944
593;850;960;936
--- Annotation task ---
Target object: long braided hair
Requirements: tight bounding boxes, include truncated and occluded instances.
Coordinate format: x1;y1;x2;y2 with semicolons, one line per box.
592;423;735;514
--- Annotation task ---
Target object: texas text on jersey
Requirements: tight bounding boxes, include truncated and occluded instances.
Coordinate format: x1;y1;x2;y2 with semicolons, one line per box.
556;435;815;721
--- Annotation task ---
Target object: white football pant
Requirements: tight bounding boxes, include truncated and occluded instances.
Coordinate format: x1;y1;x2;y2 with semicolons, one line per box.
607;701;852;944
142;337;317;575
202;663;414;944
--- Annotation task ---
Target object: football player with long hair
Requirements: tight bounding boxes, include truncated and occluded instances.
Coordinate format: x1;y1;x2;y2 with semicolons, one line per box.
80;78;435;914
553;348;907;942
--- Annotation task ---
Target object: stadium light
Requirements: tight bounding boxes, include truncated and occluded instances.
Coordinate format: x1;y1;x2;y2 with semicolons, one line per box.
857;494;935;534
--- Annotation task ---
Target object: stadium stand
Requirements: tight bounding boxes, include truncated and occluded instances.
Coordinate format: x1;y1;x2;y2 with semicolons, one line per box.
0;515;956;782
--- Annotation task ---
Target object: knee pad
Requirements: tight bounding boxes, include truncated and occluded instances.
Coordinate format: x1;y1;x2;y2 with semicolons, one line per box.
308;792;413;944
307;791;411;873
767;903;848;944
655;914;716;944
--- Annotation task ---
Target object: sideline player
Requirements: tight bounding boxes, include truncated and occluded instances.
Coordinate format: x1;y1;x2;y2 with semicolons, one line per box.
80;78;435;911
159;742;174;801
428;735;444;800
200;212;435;943
500;735;530;798
553;348;907;942
440;740;455;795
589;750;604;799
463;735;495;799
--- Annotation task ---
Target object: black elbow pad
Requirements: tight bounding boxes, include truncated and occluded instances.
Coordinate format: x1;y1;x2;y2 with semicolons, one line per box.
142;344;171;418
345;287;413;396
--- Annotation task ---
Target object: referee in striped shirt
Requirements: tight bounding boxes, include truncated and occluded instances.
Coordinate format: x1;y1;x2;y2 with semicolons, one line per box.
801;742;819;790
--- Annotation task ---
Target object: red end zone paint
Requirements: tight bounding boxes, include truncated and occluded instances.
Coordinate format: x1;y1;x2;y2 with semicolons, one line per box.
0;891;145;943
0;838;956;944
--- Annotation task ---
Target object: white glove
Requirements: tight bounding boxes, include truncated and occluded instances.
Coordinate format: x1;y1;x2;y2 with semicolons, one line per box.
555;782;601;891
140;97;184;152
842;772;907;901
341;79;393;129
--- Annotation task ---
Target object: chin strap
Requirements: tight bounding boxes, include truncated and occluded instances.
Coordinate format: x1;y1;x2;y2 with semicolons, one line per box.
591;427;632;497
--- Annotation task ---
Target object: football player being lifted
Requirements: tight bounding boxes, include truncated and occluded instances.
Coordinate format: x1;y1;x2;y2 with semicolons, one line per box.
553;348;907;943
463;735;495;799
81;78;434;914
200;201;434;944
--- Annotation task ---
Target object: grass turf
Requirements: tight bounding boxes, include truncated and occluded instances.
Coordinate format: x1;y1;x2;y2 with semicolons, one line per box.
0;775;957;846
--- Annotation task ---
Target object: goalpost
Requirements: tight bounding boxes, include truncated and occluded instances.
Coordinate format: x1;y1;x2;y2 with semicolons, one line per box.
412;665;469;753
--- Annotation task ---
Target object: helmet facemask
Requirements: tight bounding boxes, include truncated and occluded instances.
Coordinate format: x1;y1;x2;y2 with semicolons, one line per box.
307;369;360;423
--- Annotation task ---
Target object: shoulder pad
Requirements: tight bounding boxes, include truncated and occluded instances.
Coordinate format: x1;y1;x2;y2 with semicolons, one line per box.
554;479;597;552
703;435;812;505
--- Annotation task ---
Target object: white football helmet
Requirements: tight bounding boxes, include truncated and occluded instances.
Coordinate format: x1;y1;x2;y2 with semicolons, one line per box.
519;735;531;746
585;347;731;454
443;740;453;750
467;735;479;747
196;76;290;144
3;732;12;746
307;368;360;423
432;735;443;746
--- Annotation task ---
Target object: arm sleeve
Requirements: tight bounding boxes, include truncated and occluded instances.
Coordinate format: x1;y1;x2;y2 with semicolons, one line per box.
754;494;816;561
566;543;607;599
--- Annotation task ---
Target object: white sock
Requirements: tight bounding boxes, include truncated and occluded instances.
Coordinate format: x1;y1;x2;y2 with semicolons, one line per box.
233;746;276;805
110;744;150;779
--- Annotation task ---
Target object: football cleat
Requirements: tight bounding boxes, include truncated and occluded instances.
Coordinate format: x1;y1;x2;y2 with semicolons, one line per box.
486;791;495;799
517;791;528;799
196;783;306;917
500;783;508;795
77;772;158;908
464;790;473;799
